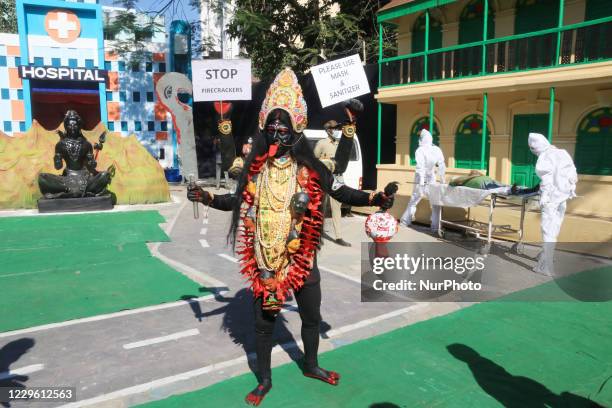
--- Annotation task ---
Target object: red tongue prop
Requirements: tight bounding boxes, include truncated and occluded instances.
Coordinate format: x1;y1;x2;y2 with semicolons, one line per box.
268;143;279;157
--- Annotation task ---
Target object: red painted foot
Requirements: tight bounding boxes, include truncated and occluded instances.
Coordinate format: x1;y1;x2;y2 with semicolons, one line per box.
245;381;272;406
303;367;340;385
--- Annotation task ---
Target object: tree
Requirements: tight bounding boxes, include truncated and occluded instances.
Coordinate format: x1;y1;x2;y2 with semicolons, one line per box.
226;0;393;79
0;0;18;34
110;0;395;79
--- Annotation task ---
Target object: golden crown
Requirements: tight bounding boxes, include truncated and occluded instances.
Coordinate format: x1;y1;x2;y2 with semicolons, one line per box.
258;68;307;133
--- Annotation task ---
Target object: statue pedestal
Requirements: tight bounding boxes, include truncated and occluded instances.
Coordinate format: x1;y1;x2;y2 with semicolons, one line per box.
37;195;114;213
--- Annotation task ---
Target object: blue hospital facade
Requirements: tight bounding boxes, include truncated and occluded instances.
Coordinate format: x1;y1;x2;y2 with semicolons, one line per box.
0;0;177;168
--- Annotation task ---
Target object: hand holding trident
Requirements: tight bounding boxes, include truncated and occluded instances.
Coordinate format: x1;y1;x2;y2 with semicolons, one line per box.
186;175;212;220
188;174;199;219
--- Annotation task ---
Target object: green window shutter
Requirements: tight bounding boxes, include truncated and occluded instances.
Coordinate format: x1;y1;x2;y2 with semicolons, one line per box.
412;13;443;53
454;114;490;170
585;0;612;21
583;0;612;61
513;0;559;69
575;107;612;175
514;0;559;34
457;0;495;77
458;0;494;44
410;117;440;166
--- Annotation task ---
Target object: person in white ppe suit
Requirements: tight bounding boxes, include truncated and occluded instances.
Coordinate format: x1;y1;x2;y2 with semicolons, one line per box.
400;129;446;232
528;132;577;275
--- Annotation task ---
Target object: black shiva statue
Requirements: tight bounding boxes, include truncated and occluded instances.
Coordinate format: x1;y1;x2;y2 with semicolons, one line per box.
38;110;113;199
188;68;397;406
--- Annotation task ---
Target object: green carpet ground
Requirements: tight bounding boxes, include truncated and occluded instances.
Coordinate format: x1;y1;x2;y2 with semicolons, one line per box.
0;211;205;332
140;271;612;408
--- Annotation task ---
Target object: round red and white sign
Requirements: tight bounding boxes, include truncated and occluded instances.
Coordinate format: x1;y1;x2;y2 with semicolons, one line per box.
45;9;81;44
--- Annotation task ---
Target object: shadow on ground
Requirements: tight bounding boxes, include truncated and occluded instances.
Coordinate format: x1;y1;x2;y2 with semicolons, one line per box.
0;338;35;408
447;343;605;408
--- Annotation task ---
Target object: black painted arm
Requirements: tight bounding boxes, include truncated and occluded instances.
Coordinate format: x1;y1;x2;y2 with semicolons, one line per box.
210;193;237;211
329;184;371;206
218;133;236;172
332;134;353;175
319;163;371;206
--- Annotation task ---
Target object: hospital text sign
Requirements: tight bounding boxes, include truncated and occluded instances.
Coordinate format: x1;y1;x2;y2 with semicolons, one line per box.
19;66;108;82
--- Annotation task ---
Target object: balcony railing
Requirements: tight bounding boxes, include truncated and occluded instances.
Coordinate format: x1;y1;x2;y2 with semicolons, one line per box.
380;17;612;88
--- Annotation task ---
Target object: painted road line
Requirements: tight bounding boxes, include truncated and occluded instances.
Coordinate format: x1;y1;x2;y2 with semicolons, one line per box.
326;304;426;338
319;264;410;301
159;196;188;235
148;192;228;287
123;329;200;350
59;340;305;408
199;239;210;248
202;217;208;224
0;364;44;380
318;265;361;285
150;249;227;288
0;295;216;339
218;253;239;263
200;228;208;235
57;305;426;408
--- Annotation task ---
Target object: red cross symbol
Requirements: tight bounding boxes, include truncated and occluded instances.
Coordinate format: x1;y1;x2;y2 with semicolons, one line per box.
45;9;81;44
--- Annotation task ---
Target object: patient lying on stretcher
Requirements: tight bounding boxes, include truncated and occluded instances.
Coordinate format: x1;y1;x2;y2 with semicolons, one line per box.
450;171;538;195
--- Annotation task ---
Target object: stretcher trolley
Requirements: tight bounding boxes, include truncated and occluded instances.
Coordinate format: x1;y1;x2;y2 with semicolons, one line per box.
426;184;540;255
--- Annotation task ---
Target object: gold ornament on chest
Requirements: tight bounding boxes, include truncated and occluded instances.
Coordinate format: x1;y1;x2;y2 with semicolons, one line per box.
247;157;311;276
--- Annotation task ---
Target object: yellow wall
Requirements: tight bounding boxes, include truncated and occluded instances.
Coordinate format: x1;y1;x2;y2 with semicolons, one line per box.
390;83;612;187
374;82;612;243
392;0;587;56
377;0;612;246
373;165;612;246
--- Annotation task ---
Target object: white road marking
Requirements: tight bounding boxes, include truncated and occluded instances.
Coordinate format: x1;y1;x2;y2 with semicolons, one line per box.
123;329;200;350
318;265;361;284
202;217;208;224
199;239;210;248
325;304;426;338
0;295;216;339
158;196;188;235
0;192;228;337
217;253;239;263
0;198;178;218
0;364;44;380
57;341;302;408
150;249;227;288
200;228;208;235
57;304;426;407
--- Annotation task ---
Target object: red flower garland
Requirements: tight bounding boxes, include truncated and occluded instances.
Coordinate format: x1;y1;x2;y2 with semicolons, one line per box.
236;153;324;303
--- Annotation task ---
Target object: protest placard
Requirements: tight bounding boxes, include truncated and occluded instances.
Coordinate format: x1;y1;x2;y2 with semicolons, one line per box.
192;59;252;102
311;54;370;108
